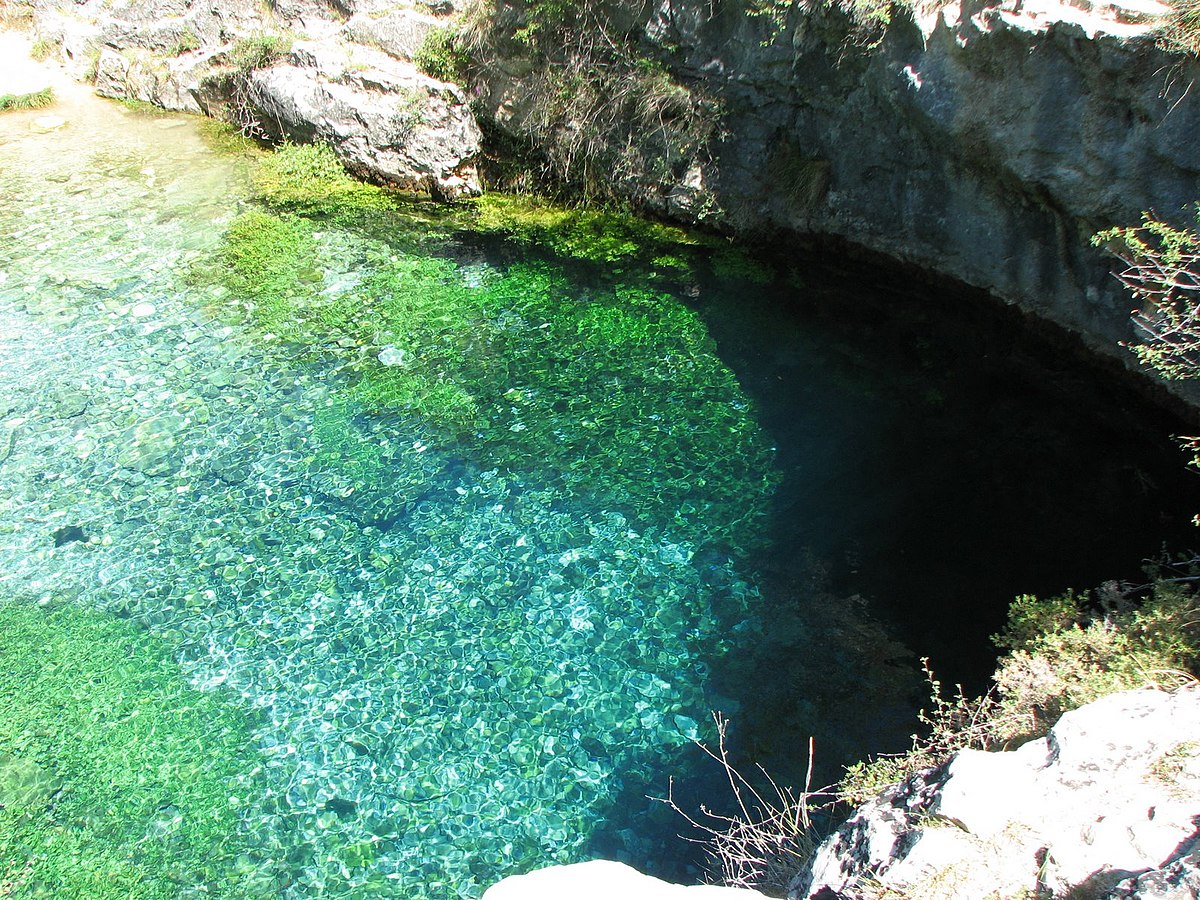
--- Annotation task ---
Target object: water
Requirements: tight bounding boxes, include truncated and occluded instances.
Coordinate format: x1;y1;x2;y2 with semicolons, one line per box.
1;91;1196;896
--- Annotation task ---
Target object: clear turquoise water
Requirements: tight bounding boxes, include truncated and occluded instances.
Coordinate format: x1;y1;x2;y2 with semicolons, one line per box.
2;93;1197;897
0;99;775;895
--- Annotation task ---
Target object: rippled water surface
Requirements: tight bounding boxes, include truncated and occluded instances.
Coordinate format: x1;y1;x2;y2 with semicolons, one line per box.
1;90;1197;897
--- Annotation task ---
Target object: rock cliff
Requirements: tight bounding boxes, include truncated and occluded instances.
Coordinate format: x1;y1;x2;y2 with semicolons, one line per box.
31;0;482;197
472;0;1200;378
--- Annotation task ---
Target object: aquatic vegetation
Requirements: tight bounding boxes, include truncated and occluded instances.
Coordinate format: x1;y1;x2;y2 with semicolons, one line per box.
196;208;322;335
710;244;775;285
0;601;277;898
472;193;700;272
253;142;395;218
196;179;778;548
0;88;53;112
197;117;264;157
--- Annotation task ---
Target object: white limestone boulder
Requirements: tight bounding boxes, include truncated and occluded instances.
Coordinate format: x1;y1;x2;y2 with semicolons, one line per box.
483;860;771;900
793;687;1200;899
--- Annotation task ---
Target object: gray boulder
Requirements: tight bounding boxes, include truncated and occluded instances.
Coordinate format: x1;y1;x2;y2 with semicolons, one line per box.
245;40;481;198
793;687;1200;899
344;6;441;61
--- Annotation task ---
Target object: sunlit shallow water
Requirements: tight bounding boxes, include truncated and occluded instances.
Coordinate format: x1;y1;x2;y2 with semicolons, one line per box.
0;96;777;896
2;90;1198;897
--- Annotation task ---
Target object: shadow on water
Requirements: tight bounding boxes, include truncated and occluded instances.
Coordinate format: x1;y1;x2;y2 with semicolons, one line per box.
465;232;1200;884
675;238;1200;793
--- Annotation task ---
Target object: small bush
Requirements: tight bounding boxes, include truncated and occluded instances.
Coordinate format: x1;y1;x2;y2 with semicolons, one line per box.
413;25;470;83
230;32;291;71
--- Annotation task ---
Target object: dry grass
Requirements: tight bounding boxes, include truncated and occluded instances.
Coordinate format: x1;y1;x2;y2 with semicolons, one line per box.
660;713;831;897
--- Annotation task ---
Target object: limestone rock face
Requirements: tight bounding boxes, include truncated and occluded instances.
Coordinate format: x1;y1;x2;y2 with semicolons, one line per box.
344;7;441;60
482;860;770;900
33;0;482;198
474;0;1200;384
245;41;482;198
792;687;1200;899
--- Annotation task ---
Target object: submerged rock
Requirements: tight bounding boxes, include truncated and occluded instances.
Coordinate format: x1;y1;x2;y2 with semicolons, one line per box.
792;687;1200;899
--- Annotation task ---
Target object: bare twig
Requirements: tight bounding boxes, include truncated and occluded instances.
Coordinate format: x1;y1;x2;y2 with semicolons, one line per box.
657;713;831;896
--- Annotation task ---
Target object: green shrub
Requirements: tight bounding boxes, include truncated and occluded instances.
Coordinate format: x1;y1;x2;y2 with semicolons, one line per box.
0;601;274;898
413;25;470;83
230;32;291;71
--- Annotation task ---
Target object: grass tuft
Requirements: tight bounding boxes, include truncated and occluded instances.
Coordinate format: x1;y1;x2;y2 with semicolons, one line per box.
0;88;53;112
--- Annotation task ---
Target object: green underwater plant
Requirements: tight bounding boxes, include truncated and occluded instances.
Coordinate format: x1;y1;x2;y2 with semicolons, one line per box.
0;601;275;898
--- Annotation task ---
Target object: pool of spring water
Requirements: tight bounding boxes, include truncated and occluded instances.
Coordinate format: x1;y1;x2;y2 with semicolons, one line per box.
1;85;1196;896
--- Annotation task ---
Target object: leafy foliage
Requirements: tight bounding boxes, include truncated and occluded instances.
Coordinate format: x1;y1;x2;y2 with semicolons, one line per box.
0;601;275;898
1093;210;1200;380
414;25;471;83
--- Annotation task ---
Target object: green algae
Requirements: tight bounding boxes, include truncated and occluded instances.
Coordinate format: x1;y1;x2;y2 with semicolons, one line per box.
472;193;700;272
253;142;393;218
0;601;277;898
